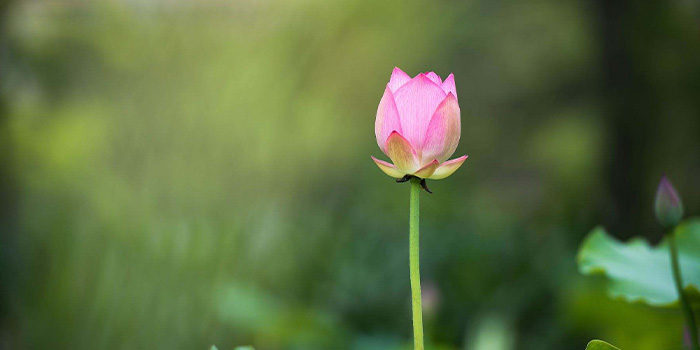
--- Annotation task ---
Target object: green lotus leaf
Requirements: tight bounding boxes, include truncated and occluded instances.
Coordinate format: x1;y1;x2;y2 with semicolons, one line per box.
578;218;700;306
585;340;620;350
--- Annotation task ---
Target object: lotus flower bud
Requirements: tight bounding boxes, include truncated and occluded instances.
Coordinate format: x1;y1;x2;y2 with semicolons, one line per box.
655;175;684;229
372;68;468;180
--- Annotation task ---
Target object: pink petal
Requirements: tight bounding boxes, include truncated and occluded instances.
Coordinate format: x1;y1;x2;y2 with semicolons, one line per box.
429;155;468;180
371;156;406;179
425;72;442;85
388;67;412;93
414;159;440;178
421;93;460;163
374;85;402;153
441;73;457;100
393;74;447;152
385;131;420;174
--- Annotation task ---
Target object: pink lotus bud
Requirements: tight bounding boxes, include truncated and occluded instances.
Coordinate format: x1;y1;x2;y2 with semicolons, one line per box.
655;175;684;229
372;67;468;180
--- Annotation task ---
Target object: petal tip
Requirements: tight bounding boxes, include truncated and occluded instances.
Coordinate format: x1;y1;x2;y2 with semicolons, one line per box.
441;74;457;98
428;155;468;180
388;67;412;92
415;72;443;88
371;155;406;179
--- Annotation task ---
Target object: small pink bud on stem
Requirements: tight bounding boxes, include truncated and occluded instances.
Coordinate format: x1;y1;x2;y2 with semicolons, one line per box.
655;175;684;229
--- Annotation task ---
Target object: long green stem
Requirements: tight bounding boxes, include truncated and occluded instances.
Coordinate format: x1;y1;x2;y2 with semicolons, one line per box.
409;178;424;350
669;232;699;350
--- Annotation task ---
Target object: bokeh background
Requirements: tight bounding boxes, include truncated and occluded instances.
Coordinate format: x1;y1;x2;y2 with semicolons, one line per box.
1;0;699;349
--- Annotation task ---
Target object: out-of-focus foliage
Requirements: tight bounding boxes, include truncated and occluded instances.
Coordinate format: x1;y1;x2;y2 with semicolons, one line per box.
211;346;255;350
0;0;699;350
578;219;700;306
585;340;620;350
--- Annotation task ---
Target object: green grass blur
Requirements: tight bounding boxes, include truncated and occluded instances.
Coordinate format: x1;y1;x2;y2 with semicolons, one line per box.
1;0;699;349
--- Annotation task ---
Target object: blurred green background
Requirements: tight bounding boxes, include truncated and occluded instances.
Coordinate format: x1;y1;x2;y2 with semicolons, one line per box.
1;0;699;349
